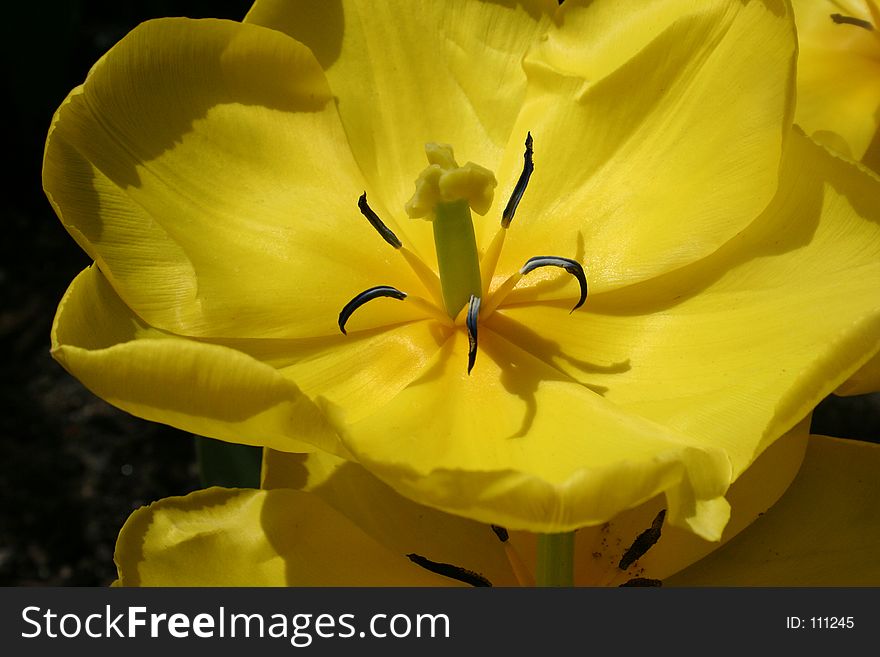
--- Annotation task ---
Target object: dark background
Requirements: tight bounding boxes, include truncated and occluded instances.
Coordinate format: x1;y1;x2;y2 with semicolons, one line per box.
1;1;877;586
1;0;251;587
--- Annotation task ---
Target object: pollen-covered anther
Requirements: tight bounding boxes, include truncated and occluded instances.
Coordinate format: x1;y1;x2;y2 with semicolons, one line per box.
520;256;589;312
338;285;407;335
619;577;663;587
466;294;481;375
357;192;402;248
501;132;534;228
618;509;666;571
830;13;874;30
491;525;509;542
484;254;588;318
406;553;492;587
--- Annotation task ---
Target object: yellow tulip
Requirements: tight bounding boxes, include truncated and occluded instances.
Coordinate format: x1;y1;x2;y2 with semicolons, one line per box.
113;424;880;586
45;0;880;542
791;0;880;171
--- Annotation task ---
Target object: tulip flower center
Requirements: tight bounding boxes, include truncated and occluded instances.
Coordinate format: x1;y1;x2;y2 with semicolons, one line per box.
338;135;587;377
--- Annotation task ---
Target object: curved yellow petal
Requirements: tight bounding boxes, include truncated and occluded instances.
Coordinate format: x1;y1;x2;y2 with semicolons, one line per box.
115;487;457;586
263;420;808;587
117;431;866;586
262;449;518;586
791;0;880;161
491;130;880;480
667;435;880;585
43;17;424;339
245;0;557;258
495;419;808;584
52;266;340;455
329;328;732;539
587;418;810;584
486;0;796;291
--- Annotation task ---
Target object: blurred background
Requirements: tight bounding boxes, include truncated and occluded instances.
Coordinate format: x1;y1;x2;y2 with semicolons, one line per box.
1;0;878;586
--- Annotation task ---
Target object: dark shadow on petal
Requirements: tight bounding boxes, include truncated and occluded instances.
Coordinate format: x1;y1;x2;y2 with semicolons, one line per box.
261;449;310;491
488;309;629;390
246;0;344;70
404;334;457;388
91;19;330;190
45;17;334;247
479;327;597;439
861;106;880;173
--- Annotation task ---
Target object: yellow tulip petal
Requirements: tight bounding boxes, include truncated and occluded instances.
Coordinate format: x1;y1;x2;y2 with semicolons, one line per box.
499;419;807;585
261;420;808;587
791;0;880;160
329;328;731;539
246;0;556;257
667;435;880;585
486;0;795;292
491;130;880;480
262;449;518;586
580;418;810;585
43;17;424;339
221;321;452;425
115;487;456;586
52;266;340;455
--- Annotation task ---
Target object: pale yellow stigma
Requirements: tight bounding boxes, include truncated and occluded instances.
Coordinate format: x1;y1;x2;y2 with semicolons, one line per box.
405;143;497;218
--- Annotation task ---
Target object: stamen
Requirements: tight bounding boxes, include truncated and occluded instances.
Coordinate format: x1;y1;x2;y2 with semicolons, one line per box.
406;553;492;587
490;525;536;587
618;510;666;571
520;256;588;312
491;525;509;542
466;294;481;374
338;285;407;335
357;192;402;248
501;132;534;229
830;13;874;30
619;577;663;587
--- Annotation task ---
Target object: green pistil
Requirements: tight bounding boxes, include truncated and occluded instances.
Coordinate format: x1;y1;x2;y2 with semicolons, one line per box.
536;532;575;587
404;143;496;319
433;199;482;317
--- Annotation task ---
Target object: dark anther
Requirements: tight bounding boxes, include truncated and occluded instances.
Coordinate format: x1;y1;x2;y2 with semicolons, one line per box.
491;525;509;543
619;577;663;587
358;192;402;248
830;13;874;30
618;509;666;571
501;132;534;229
466;294;481;375
338;285;407;335
406;553;493;587
520;256;588;312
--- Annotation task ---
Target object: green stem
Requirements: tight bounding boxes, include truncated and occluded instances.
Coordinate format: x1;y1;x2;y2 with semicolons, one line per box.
536;532;576;587
195;436;262;489
432;199;482;318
